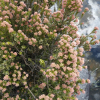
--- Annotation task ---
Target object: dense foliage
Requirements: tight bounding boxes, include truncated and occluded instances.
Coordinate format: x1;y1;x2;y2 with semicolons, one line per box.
0;0;99;100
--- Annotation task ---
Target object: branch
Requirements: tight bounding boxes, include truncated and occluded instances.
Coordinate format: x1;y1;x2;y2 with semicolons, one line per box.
14;45;32;69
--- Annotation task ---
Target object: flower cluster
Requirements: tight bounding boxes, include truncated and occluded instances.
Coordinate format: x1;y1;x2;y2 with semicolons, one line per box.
0;62;28;100
40;34;91;99
62;0;83;12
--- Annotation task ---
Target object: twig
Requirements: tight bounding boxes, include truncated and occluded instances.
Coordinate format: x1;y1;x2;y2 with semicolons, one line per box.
46;77;49;90
27;87;36;100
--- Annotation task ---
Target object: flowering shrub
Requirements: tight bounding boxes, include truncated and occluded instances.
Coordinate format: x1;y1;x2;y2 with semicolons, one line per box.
0;0;99;100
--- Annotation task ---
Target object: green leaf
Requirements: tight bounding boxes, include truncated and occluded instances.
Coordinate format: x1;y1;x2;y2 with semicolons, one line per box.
28;58;35;65
19;52;22;55
22;45;26;49
60;63;64;67
39;59;45;67
28;58;32;62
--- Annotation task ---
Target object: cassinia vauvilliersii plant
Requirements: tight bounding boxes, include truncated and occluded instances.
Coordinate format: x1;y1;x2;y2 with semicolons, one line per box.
0;0;99;100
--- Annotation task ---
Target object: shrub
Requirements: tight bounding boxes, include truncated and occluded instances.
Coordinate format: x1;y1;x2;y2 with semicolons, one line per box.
0;0;99;100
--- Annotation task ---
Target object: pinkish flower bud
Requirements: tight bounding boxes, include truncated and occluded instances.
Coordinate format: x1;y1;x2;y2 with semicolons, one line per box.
95;40;99;44
85;7;89;11
87;79;90;83
94;27;99;30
